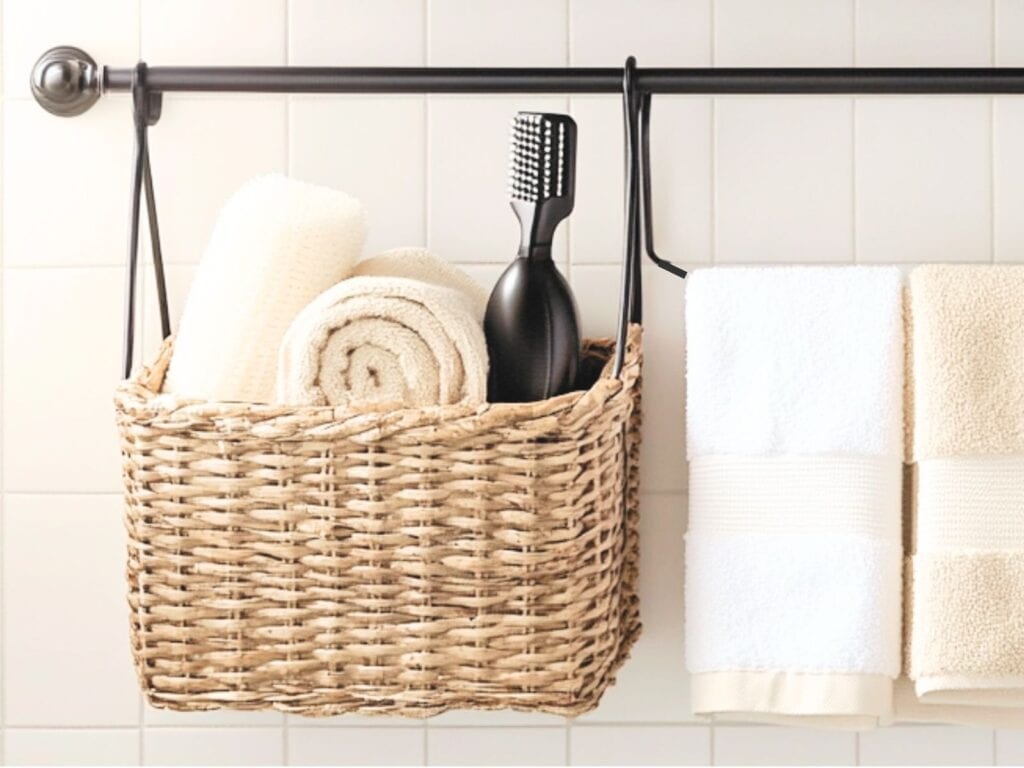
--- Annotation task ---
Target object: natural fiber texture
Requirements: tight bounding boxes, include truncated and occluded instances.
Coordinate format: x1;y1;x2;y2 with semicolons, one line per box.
910;264;1024;458
275;275;488;408
116;326;642;717
901;265;1024;723
352;248;489;320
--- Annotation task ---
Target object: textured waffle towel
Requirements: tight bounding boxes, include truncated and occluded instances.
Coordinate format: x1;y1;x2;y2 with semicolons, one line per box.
685;266;905;730
901;265;1024;724
164;174;367;403
276;252;488;407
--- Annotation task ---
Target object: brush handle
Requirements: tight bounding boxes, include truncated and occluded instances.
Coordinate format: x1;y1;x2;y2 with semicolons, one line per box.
484;256;580;402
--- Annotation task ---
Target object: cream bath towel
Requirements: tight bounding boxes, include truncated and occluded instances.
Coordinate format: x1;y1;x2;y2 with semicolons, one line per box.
685;266;905;730
901;265;1024;723
276;272;488;408
164;174;367;403
353;247;489;320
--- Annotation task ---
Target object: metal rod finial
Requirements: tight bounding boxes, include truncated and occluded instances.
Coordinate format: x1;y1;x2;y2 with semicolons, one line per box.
31;46;101;117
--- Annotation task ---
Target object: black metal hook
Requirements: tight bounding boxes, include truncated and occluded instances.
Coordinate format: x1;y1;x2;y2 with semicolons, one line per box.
613;56;643;378
638;94;687;280
123;62;170;378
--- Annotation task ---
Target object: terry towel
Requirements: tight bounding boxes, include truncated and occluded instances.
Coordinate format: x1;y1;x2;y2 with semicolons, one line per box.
902;265;1024;721
164;174;367;403
276;251;488;407
685;266;905;730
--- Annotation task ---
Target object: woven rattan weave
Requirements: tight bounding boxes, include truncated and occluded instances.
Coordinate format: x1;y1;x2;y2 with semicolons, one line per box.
115;327;642;717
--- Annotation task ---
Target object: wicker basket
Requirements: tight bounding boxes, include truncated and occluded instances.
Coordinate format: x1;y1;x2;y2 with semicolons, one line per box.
115;325;643;717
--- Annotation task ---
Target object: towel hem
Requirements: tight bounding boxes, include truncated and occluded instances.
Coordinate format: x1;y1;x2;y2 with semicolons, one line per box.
690;671;892;730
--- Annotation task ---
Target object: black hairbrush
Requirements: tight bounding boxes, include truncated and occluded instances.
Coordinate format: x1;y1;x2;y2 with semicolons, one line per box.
484;112;581;403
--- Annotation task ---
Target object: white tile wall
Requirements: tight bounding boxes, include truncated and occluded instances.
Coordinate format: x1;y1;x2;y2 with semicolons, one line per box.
2;0;1022;765
426;727;567;766
713;726;857;766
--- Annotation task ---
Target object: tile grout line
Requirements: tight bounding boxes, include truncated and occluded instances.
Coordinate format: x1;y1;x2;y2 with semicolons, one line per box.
564;0;572;285
708;0;717;267
136;2;147;762
283;2;292;763
424;0;432;253
707;0;715;748
0;0;6;754
423;3;429;758
991;0;997;266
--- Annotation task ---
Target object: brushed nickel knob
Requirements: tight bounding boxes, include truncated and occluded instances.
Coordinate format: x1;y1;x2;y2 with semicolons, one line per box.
30;46;101;117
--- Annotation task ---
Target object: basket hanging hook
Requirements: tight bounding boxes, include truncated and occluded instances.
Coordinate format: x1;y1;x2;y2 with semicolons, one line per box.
123;62;171;378
613;56;643;379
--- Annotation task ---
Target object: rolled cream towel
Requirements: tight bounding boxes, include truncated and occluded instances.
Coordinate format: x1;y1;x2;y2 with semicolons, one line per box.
353;247;489;320
685;266;905;730
163;174;367;402
900;265;1024;724
276;271;488;408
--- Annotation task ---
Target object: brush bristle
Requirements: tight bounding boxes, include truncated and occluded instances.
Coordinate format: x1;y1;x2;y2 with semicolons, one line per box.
508;112;568;203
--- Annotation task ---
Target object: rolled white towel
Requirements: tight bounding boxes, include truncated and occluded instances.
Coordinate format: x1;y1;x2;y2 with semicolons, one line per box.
276;275;488;408
163;174;367;403
352;247;489;320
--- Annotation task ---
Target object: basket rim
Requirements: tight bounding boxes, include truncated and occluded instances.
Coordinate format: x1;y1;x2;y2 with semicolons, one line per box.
115;324;642;433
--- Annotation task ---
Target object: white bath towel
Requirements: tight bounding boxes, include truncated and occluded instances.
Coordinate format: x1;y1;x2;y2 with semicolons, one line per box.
163;174;367;403
276;275;488;408
685;266;905;730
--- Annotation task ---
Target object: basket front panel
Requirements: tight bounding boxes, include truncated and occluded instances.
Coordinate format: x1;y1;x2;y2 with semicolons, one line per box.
119;335;642;717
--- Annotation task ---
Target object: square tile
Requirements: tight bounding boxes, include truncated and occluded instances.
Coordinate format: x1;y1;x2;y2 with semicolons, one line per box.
288;726;425;765
997;0;1024;65
715;98;854;264
570;0;711;66
290;96;426;256
997;730;1024;764
4;729;140;766
4;0;139;97
144;701;283;726
856;0;992;65
286;713;421;727
428;0;567;66
427;727;566;766
578;494;689;723
570;96;712;266
3;268;125;492
569;725;709;766
713;726;856;766
147;98;288;264
143;728;284;766
141;0;286;65
995;98;1024;262
289;0;425;65
428;96;568;264
4;100;134;267
855;98;991;263
715;0;854;66
4;495;140;725
860;725;994;766
429;710;565;727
